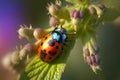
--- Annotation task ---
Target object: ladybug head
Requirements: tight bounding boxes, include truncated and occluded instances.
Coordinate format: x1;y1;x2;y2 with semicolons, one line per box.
60;28;66;34
54;26;66;35
52;26;67;44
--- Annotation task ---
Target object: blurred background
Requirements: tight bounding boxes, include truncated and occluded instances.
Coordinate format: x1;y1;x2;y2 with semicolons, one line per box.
0;0;120;80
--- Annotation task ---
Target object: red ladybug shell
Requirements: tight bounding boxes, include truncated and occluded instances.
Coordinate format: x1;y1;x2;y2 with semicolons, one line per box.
38;34;62;62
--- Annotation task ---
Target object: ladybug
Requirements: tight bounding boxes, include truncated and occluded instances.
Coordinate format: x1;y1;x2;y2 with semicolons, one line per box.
38;26;67;62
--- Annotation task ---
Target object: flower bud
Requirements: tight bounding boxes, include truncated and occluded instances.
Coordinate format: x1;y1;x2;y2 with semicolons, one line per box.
33;28;44;40
47;3;60;16
70;10;81;31
11;50;20;64
94;54;101;65
70;10;80;19
86;56;92;65
89;6;96;15
49;16;59;27
84;48;90;56
93;45;100;53
90;55;96;65
18;25;34;39
89;5;103;18
73;10;80;19
70;10;76;18
79;10;84;18
19;48;27;60
19;43;34;60
24;43;34;52
89;54;101;66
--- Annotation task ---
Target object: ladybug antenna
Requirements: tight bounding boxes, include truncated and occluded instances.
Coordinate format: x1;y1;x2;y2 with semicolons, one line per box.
54;25;58;30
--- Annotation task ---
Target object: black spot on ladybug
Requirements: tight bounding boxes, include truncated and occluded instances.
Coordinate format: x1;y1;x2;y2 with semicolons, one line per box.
49;57;52;60
45;36;48;40
48;40;55;46
43;49;46;52
48;51;52;54
56;46;59;49
41;50;47;60
41;42;43;46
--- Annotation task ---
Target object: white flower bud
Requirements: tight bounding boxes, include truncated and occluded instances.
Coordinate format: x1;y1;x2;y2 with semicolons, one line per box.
47;3;60;16
18;25;34;39
33;28;44;40
49;16;59;27
19;49;27;60
11;51;20;64
19;43;35;60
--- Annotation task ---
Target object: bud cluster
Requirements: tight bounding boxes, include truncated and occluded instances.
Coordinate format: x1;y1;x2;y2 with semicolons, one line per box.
2;43;35;73
70;10;84;19
70;10;84;29
49;16;59;27
83;39;101;73
84;47;100;65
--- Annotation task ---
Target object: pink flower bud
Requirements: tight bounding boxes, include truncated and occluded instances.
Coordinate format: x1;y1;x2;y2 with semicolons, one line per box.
89;7;96;15
86;56;92;65
70;10;76;18
73;10;79;19
70;10;80;19
84;48;90;56
49;16;59;27
93;45;100;53
90;55;96;65
79;10;84;18
94;54;101;65
33;28;44;40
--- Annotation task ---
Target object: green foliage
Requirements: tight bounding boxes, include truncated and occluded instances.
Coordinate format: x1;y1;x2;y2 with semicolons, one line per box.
20;56;66;80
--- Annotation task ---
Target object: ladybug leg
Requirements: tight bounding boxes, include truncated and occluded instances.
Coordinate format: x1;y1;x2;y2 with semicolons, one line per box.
53;25;59;30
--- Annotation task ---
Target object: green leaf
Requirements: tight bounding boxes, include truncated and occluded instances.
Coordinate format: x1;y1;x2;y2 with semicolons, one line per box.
20;35;76;80
20;56;66;80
